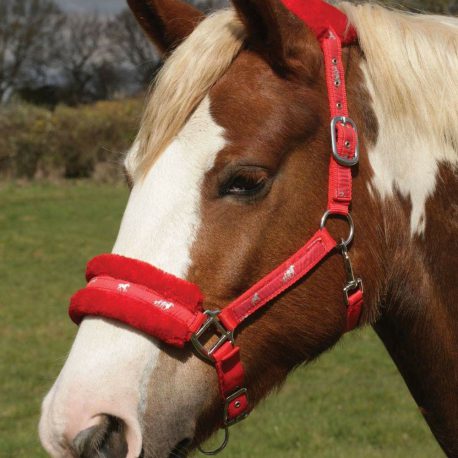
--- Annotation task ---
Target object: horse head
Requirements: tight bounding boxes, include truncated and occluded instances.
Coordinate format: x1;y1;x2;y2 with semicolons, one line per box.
40;0;458;456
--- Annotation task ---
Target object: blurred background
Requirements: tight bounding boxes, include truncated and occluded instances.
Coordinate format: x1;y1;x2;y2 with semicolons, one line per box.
0;1;456;457
0;0;456;181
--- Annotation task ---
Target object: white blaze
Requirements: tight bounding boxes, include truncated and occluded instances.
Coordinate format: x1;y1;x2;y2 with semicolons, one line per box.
39;96;226;457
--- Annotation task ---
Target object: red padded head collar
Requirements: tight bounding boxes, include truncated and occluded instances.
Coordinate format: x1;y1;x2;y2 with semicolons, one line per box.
282;0;357;45
68;1;363;440
69;254;206;347
85;254;203;307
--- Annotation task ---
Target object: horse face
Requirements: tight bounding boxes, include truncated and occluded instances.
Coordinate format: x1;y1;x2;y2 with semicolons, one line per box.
40;1;365;457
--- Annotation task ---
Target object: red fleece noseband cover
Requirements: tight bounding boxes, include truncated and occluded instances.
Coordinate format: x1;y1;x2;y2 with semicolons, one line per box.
69;254;206;347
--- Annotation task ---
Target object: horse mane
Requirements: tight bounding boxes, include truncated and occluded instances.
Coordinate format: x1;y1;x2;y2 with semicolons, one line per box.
341;2;458;165
130;9;245;178
130;2;458;179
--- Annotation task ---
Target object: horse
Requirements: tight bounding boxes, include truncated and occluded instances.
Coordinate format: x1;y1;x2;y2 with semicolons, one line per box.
39;0;458;457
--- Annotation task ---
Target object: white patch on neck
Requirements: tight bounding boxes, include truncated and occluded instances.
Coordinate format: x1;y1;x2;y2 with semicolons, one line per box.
39;96;226;457
362;62;457;236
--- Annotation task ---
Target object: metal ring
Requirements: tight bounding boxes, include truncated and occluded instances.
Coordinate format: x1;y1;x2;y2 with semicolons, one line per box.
320;211;354;247
198;427;229;456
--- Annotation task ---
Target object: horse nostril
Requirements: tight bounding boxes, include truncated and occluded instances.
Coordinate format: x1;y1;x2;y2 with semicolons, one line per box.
73;414;128;458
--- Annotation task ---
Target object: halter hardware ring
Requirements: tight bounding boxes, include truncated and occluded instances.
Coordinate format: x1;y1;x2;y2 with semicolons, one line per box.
320;210;354;248
191;310;234;363
198;427;229;456
330;116;359;167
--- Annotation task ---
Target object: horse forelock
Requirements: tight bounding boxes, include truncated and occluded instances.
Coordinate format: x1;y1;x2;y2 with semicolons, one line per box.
126;9;246;180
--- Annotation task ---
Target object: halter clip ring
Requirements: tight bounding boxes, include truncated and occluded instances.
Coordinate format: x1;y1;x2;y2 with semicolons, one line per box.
320;210;354;248
198;427;229;456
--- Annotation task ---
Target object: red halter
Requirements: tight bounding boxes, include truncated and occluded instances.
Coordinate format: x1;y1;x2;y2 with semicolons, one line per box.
69;0;362;453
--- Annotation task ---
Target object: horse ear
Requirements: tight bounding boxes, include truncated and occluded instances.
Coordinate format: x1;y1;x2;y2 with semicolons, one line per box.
127;0;204;54
231;0;319;76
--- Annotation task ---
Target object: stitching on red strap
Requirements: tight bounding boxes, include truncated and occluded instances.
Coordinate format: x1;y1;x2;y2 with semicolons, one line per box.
220;229;336;330
321;29;358;216
85;276;201;327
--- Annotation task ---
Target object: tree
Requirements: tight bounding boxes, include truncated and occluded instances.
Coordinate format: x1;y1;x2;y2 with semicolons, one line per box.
193;0;229;11
0;0;61;104
107;9;159;88
53;14;108;104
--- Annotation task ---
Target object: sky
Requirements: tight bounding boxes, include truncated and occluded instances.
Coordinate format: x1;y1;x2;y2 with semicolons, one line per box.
56;0;125;13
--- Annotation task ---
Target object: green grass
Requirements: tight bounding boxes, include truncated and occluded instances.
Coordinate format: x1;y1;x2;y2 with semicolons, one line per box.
0;182;443;457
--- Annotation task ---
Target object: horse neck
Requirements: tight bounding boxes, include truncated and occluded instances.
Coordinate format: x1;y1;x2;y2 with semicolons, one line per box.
374;258;458;456
344;33;458;452
360;101;458;456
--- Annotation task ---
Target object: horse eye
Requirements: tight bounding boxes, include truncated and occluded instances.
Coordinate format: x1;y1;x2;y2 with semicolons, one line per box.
223;171;268;197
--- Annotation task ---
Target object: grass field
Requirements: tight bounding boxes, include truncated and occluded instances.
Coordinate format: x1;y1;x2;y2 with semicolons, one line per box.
0;182;443;458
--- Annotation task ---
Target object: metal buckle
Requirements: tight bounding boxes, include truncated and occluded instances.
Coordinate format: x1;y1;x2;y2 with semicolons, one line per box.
340;242;363;305
330;116;359;167
224;388;249;427
191;310;234;363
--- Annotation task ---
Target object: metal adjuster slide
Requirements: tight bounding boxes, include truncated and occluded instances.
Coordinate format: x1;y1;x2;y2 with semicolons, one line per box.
191;310;234;363
330;116;359;167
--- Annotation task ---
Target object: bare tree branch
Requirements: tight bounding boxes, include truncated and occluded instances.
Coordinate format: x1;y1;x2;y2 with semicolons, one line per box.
52;14;108;104
0;0;60;103
107;9;158;87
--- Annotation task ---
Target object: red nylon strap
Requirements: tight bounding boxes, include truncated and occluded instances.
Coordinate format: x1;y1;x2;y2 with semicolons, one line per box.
282;0;357;45
216;228;336;424
346;289;363;332
321;29;358;216
213;343;249;424
320;29;363;331
220;228;336;331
